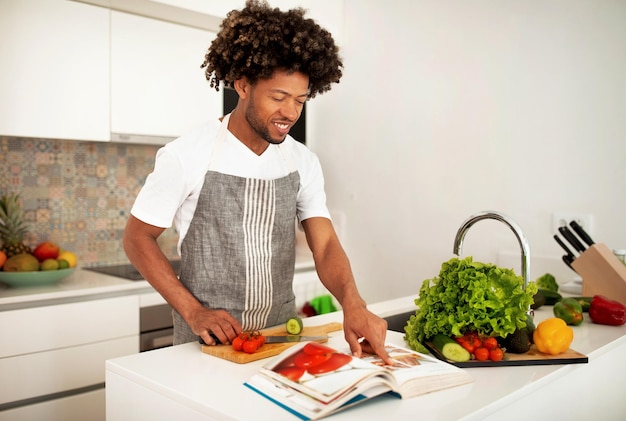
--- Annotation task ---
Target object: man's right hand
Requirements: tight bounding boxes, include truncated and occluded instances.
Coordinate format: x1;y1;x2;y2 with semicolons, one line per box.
190;307;243;346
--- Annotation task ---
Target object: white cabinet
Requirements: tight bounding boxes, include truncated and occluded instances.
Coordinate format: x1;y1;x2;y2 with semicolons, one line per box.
110;10;222;144
0;295;139;418
0;1;221;144
0;0;110;141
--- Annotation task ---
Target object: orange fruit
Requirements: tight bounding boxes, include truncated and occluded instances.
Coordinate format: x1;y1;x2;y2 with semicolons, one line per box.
0;250;7;269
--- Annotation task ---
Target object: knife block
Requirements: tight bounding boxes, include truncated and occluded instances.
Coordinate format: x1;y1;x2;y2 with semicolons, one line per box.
571;243;626;304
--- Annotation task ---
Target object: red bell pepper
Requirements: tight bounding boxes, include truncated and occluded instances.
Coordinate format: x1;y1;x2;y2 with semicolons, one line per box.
588;295;626;326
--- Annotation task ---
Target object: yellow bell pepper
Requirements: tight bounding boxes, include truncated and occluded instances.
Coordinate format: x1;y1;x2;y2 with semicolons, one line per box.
533;317;574;355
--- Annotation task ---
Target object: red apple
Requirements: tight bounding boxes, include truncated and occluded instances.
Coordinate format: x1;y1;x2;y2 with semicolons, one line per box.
32;241;60;262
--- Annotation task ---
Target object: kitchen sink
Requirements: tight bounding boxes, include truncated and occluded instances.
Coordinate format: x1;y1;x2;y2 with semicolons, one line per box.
383;310;415;333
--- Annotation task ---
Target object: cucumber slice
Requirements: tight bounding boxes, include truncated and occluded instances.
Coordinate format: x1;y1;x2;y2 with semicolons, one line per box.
286;317;303;334
432;334;471;362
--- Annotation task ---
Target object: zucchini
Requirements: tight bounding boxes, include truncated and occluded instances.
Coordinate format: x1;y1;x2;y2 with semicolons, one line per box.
568;296;592;312
537;288;562;305
432;334;470;362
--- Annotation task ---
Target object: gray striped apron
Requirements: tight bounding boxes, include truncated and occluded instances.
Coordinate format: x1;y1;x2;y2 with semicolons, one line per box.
173;114;300;344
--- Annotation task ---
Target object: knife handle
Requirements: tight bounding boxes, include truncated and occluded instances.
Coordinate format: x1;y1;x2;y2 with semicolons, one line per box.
199;333;223;345
553;234;575;256
569;220;595;247
558;226;586;253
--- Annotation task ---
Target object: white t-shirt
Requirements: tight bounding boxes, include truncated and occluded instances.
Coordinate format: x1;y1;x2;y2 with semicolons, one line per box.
130;118;331;253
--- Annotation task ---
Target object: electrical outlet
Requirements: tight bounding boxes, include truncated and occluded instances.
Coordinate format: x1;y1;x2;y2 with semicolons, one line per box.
552;213;593;235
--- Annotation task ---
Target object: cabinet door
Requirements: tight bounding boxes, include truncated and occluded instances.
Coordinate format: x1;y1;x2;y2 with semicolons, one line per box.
0;295;139;358
110;11;221;143
0;0;109;141
0;388;105;421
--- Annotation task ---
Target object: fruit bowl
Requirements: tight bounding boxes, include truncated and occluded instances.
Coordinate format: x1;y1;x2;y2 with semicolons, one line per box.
0;268;76;287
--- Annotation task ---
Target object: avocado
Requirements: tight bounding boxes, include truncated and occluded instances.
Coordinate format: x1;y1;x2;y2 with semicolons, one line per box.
499;316;535;353
501;328;531;353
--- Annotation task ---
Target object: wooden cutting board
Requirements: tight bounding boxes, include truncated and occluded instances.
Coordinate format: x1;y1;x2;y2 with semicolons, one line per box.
201;322;343;364
425;343;588;368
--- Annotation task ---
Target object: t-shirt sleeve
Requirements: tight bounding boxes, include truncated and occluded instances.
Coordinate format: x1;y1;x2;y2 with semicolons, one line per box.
296;151;331;222
130;147;188;229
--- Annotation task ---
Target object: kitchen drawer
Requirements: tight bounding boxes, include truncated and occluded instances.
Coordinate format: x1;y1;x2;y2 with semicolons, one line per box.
0;295;139;358
0;336;136;406
0;386;105;421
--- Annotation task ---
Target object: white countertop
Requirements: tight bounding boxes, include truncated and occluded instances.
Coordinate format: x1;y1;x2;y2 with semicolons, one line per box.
105;296;626;420
0;243;315;310
0;268;155;310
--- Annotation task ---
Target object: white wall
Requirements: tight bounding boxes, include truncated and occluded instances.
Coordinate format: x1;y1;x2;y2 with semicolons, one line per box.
306;0;626;302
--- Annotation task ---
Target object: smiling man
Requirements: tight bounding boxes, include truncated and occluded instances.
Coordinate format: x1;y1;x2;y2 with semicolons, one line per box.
123;0;391;364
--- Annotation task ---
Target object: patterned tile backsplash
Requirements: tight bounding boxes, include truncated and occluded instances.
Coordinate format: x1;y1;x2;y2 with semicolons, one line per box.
0;136;178;267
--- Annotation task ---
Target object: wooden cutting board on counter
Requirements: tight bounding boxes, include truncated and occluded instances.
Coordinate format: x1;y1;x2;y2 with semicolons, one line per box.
201;322;343;364
426;343;588;368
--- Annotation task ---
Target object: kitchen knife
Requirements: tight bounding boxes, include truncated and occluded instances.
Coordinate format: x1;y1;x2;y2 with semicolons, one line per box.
558;226;586;253
562;254;577;272
199;333;328;345
264;335;328;343
553;234;576;257
569;220;595;247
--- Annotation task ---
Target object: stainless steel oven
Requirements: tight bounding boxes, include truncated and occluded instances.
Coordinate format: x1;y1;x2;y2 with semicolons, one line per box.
139;303;174;352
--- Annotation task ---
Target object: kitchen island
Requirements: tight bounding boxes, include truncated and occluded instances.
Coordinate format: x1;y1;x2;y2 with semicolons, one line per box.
106;296;626;421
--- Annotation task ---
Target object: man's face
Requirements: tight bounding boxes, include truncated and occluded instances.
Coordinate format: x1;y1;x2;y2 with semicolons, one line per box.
242;70;309;145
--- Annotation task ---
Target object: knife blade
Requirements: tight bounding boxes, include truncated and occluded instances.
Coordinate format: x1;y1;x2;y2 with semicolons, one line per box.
569;220;595;247
199;333;328;345
264;335;328;343
558;226;586;253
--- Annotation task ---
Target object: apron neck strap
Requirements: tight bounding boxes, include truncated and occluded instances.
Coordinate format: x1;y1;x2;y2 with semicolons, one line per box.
210;113;297;174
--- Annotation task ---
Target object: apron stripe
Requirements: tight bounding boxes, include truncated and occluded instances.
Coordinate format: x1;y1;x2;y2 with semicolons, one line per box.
242;177;276;329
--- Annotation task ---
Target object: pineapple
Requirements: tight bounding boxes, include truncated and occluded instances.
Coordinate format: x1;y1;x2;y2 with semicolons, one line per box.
0;193;32;257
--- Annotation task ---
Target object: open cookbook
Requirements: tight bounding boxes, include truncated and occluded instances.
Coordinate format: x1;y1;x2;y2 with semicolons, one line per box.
244;341;473;420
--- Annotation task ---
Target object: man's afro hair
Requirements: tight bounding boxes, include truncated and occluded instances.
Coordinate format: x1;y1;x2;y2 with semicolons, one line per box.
201;0;343;98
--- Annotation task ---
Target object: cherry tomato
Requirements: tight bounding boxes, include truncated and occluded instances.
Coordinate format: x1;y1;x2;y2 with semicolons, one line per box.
489;348;504;362
482;337;498;351
306;353;353;375
275;366;305;382
474;347;489;361
302;342;335;356
470;337;481;351
293;350;332;368
232;336;244;352
460;341;475;353
243;339;260;354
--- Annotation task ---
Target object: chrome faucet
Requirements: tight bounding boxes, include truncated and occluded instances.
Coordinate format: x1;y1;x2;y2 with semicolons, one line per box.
453;211;531;289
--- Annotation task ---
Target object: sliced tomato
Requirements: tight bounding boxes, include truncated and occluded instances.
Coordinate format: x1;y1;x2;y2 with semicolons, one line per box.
274;353;298;370
302;342;335;356
275;366;306;382
306;353;353;375
293;350;332;368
